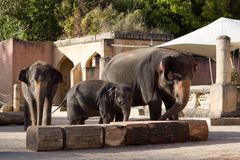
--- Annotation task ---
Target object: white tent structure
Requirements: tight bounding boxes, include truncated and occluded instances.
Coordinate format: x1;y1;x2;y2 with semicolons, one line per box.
156;17;240;58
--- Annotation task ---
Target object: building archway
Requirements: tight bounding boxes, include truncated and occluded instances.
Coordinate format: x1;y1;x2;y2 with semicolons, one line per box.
85;52;101;67
84;52;101;80
57;56;74;110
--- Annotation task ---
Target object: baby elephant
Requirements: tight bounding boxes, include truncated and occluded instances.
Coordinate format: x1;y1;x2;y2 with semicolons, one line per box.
65;80;133;124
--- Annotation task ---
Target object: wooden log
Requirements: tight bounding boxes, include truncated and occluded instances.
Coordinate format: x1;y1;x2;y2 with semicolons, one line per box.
63;125;104;150
104;124;127;147
148;121;189;144
184;120;209;141
0;112;24;125
112;120;209;143
26;126;63;151
125;123;149;145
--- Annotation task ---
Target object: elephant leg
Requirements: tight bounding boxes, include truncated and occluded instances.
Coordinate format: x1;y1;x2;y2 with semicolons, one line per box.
70;120;77;125
23;100;30;130
27;98;37;126
78;117;87;124
115;112;123;121
22;84;37;126
161;91;178;120
148;91;162;120
98;117;103;124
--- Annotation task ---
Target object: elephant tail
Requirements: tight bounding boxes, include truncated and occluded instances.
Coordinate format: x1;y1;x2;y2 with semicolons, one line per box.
51;96;67;114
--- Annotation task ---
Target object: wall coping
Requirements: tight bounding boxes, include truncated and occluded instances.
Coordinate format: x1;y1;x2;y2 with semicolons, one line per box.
54;32;173;47
190;85;211;93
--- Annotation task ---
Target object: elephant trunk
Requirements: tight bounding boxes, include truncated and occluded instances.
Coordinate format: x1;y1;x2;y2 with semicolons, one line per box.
35;82;48;126
160;80;191;120
122;106;131;121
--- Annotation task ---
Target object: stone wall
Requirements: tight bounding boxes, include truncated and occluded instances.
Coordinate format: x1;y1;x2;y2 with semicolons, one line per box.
192;57;216;85
0;39;13;103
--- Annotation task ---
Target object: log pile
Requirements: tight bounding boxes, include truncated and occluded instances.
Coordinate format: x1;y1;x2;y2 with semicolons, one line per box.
0;112;24;125
26;120;209;151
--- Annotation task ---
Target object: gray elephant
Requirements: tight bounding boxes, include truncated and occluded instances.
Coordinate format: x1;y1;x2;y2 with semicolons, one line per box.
55;80;133;124
18;61;63;129
102;47;197;120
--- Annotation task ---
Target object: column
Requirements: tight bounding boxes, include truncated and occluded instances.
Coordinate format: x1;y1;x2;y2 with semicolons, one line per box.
215;35;232;84
99;57;111;79
82;67;87;81
13;84;20;112
210;35;237;117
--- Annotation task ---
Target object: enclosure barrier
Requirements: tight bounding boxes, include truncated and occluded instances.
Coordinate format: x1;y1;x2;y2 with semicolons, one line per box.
26;120;208;152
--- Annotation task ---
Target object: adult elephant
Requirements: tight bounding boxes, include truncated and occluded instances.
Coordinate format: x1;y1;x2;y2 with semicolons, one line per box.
102;47;197;120
18;61;63;129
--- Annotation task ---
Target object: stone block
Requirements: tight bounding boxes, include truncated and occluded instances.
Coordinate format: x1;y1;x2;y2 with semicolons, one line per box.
211;117;240;126
210;84;237;117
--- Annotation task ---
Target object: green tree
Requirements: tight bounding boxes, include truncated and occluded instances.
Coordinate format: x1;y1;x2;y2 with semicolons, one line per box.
0;0;62;41
113;9;147;33
81;5;120;35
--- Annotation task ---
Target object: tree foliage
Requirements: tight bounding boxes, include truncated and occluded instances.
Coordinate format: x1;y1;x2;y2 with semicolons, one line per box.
0;0;240;41
0;0;62;41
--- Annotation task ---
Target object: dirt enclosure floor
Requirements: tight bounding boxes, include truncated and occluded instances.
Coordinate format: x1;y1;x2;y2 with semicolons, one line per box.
1;110;240;160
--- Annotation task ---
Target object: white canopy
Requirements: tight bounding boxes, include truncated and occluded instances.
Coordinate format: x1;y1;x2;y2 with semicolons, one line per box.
156;17;240;58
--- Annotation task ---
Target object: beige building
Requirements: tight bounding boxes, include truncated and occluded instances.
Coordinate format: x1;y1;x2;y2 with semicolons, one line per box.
0;32;172;104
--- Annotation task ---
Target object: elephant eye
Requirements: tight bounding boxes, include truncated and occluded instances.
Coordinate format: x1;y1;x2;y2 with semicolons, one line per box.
173;73;182;81
117;97;124;105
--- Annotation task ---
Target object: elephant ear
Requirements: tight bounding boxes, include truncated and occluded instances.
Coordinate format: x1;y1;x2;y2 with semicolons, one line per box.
18;67;29;84
96;83;116;123
136;55;156;103
159;56;176;81
52;68;63;85
96;82;116;106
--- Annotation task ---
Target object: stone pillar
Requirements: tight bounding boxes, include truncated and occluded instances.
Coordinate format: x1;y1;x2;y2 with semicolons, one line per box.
210;35;237;117
99;57;111;79
82;67;87;81
70;63;82;87
13;84;20;112
215;36;232;84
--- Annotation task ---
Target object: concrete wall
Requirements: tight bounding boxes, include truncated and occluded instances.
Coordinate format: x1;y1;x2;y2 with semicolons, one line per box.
86;67;99;80
54;41;104;66
71;63;82;86
192;57;216;85
13;39;53;85
0;39;54;103
0;39;13;103
112;39;165;56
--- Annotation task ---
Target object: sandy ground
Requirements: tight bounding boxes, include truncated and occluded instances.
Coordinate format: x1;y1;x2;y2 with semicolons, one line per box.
1;110;240;160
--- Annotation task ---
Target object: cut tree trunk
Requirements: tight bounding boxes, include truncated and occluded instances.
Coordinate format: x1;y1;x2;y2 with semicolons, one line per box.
26;126;63;151
104;124;127;147
63;125;104;150
0;112;24;125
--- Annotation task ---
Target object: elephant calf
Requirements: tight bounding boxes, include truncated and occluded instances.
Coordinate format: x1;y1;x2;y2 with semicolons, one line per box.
63;80;133;124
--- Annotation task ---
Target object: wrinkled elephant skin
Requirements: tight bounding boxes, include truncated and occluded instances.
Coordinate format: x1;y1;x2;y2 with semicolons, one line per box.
18;61;63;129
102;47;197;120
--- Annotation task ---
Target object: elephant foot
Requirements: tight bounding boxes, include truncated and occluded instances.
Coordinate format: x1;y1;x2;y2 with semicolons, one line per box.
159;116;167;120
